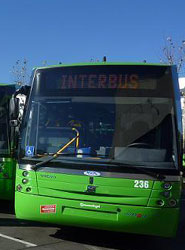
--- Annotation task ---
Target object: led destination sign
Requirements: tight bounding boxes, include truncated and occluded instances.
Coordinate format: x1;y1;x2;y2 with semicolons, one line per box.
44;73;157;90
60;74;141;89
36;65;173;97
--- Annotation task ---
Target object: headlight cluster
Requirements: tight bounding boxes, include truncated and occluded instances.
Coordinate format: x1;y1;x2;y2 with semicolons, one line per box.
156;182;177;207
16;170;32;193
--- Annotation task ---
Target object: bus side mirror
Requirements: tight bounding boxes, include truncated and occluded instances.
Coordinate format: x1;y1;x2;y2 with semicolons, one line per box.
9;97;20;125
182;155;185;176
9;119;18;127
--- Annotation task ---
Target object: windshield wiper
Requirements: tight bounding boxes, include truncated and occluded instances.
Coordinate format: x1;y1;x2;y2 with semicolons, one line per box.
33;127;80;169
107;160;166;180
32;153;165;180
49;152;108;158
33;152;107;169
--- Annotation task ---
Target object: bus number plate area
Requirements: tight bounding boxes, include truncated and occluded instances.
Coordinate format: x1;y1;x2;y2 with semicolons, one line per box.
134;180;149;188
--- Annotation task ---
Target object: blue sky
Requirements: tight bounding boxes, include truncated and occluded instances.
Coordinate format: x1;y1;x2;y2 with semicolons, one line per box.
0;0;184;83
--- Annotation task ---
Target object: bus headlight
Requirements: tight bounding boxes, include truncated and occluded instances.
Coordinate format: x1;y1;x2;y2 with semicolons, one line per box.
26;187;31;192
163;182;172;190
22;178;29;184
156;200;164;206
169;199;177;207
22;171;29;177
161;191;171;198
17;184;22;191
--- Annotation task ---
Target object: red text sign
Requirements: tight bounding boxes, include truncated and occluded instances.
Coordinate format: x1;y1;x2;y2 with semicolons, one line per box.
40;205;56;214
60;74;139;89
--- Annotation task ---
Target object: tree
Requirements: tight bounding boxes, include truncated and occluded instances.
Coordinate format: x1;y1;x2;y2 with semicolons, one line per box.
11;58;30;86
160;37;185;75
161;37;185;151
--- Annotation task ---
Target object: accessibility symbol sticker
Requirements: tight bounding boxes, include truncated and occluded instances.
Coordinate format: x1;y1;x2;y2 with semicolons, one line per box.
25;146;35;157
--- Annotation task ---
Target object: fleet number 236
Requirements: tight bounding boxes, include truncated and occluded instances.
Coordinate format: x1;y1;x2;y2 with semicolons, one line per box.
134;180;149;188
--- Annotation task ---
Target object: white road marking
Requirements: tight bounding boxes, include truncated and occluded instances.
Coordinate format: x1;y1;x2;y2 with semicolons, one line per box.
0;233;37;247
83;244;109;250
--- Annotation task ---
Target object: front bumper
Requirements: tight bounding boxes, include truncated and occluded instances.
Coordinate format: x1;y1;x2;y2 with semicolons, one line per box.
15;192;180;237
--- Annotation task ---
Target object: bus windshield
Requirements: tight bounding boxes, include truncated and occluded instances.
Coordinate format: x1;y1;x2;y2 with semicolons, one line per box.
20;65;178;169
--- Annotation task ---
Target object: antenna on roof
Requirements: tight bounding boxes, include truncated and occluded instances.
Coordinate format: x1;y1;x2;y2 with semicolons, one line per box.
103;56;107;62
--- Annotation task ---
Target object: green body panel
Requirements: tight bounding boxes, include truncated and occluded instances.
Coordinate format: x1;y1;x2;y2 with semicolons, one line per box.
15;167;182;237
36;172;152;205
0;158;16;200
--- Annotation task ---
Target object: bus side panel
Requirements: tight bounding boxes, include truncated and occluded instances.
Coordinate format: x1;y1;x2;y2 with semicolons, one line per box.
0;159;16;200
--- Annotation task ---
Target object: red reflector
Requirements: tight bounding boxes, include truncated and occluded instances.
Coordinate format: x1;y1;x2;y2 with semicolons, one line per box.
40;205;56;214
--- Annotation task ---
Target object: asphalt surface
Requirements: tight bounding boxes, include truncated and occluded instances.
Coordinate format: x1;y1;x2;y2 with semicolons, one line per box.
0;196;184;250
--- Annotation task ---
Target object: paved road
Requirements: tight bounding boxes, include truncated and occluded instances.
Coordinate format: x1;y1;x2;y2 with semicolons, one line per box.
0;199;184;250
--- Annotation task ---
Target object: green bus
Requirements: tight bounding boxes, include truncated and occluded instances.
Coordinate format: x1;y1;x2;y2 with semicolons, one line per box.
0;83;16;201
13;63;183;237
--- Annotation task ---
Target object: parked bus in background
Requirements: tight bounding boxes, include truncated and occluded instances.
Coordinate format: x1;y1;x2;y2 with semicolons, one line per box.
11;63;183;237
0;83;16;201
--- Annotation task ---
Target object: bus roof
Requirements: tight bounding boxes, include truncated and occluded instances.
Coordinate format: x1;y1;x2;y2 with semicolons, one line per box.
0;83;15;86
34;62;173;70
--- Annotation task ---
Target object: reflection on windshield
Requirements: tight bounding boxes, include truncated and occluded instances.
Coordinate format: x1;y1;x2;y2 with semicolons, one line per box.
22;96;175;166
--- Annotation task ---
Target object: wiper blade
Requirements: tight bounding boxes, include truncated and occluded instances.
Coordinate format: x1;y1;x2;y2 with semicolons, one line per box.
33;152;107;169
52;152;108;158
33;127;80;169
107;160;166;180
33;155;165;180
33;155;58;169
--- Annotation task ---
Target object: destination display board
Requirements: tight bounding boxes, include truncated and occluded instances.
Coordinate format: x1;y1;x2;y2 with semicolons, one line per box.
34;65;174;97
